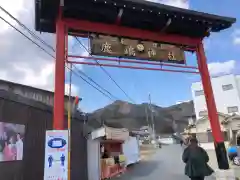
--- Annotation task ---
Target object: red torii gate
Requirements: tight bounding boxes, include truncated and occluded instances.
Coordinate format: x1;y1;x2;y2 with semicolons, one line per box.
35;0;236;169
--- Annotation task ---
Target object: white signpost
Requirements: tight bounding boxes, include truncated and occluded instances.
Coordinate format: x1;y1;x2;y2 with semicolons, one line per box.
44;130;69;180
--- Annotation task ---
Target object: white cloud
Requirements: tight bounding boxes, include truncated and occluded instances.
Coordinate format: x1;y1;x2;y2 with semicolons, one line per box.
0;0;81;94
203;39;211;50
66;47;88;73
0;0;25;33
65;83;80;97
208;60;236;76
175;100;191;105
0;0;55;89
146;0;189;9
75;50;89;70
68;37;90;71
233;29;240;45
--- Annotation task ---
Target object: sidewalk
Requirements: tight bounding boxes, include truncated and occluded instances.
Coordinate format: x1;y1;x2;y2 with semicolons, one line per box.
207;150;240;178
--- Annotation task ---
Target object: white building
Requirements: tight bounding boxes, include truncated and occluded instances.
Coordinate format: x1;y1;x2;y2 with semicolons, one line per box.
192;74;240;120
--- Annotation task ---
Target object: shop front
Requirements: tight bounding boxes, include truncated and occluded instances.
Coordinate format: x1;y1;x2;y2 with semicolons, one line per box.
87;126;129;180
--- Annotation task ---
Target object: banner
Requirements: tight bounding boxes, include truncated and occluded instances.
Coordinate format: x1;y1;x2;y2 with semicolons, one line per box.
44;130;68;180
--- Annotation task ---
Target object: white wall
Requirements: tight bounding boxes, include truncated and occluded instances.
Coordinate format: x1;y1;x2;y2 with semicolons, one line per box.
122;137;140;165
236;75;240;98
87;139;100;180
192;74;240;119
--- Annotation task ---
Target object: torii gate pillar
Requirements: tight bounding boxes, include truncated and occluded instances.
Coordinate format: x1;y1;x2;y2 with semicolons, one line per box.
197;42;229;169
53;7;65;130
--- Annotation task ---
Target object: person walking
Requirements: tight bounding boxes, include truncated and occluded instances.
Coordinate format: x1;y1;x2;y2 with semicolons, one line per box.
180;140;183;146
182;138;214;180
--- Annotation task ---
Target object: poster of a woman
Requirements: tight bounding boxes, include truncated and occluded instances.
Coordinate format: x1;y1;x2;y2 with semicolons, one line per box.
0;122;25;162
3;140;16;161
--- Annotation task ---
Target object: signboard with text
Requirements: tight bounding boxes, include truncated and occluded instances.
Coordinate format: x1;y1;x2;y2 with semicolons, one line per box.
44;130;68;180
90;35;186;64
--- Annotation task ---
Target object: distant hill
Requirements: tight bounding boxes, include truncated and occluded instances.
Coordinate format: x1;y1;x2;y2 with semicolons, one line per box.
86;100;195;134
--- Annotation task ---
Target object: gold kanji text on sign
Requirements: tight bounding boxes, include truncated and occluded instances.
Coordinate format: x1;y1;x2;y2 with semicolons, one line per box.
90;35;185;64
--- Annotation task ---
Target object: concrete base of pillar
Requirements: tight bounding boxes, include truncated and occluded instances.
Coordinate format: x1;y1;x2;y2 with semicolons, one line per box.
214;169;236;180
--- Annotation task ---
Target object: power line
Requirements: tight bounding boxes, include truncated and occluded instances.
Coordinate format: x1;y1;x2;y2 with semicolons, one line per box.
72;64;120;100
0;5;131;103
68;66;116;100
75;37;136;103
0;15;117;101
0;16;55;58
0;5;55;52
0;7;119;100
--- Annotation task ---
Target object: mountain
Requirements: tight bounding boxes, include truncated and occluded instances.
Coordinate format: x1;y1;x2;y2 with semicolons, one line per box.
86;100;195;134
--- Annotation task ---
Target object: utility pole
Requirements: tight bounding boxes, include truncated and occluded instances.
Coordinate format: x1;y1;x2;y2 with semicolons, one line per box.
148;94;155;140
145;106;150;128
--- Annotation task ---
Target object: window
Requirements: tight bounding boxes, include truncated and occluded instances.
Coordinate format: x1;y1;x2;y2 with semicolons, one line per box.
222;84;233;91
195;90;204;97
227;106;239;113
237;136;240;146
223;131;229;141
199;110;207;117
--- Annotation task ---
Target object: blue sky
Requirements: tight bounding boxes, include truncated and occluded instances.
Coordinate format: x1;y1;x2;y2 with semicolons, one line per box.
67;0;240;112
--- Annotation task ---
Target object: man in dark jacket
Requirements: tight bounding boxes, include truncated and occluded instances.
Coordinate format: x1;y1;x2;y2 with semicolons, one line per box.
182;138;214;180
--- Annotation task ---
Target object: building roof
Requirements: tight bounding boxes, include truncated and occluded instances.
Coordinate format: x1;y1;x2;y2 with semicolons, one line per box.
195;112;240;126
35;0;236;39
184;114;196;118
159;134;173;138
0;89;53;112
140;125;149;130
191;74;236;85
196;112;229;124
131;130;150;136
0;89;83;120
221;113;240;124
186;124;196;129
0;79;81;102
0;80;84;122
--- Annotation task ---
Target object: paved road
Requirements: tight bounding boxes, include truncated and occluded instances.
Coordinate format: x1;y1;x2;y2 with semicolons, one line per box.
114;145;215;180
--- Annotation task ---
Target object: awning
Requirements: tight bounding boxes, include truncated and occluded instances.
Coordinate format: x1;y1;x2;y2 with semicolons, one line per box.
105;126;129;141
90;126;129;141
